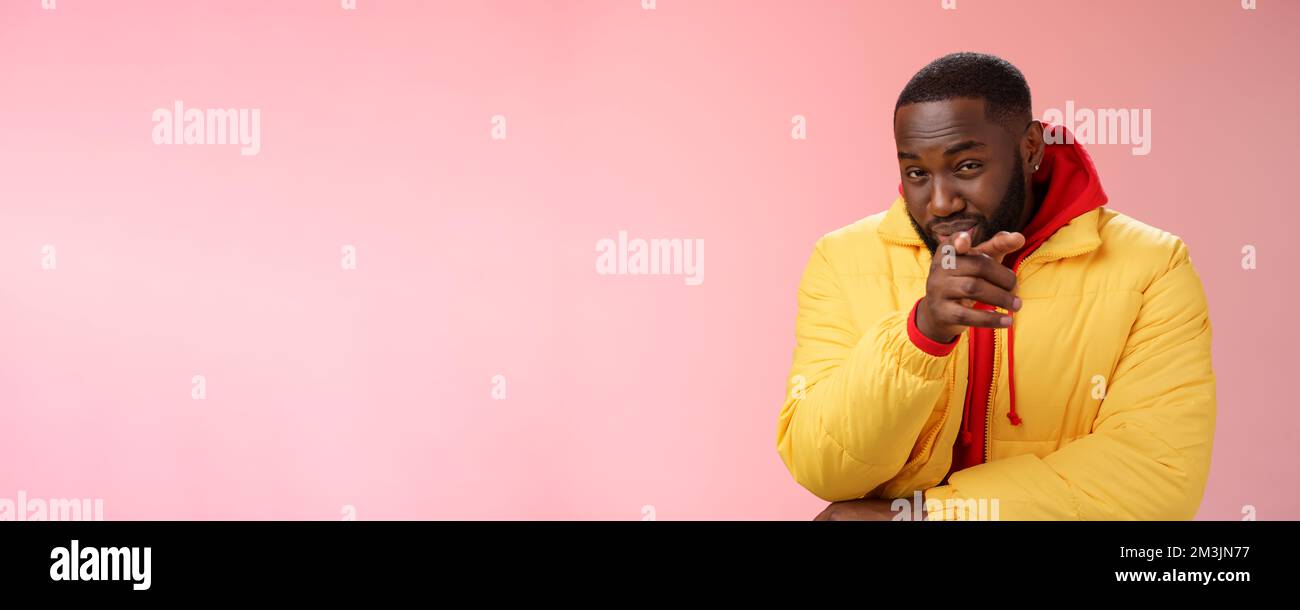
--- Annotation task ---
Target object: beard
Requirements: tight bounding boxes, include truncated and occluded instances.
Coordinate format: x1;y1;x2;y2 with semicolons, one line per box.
911;149;1027;255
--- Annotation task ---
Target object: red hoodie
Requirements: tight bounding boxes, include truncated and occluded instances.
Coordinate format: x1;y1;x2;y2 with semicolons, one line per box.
903;125;1108;480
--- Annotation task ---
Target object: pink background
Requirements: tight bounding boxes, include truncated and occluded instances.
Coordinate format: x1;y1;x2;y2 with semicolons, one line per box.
1;0;1294;520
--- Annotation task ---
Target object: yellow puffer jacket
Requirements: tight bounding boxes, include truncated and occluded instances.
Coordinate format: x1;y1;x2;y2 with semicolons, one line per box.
776;196;1216;520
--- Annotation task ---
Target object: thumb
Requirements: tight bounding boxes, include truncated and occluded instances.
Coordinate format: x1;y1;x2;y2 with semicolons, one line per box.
952;230;973;256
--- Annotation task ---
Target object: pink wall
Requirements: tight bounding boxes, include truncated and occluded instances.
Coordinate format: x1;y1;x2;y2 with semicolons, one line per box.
1;0;1294;520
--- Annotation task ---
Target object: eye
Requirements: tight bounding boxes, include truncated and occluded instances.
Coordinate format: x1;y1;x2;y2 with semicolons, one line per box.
956;161;983;173
906;168;927;179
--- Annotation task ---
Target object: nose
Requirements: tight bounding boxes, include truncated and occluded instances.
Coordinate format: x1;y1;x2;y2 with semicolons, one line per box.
927;176;965;219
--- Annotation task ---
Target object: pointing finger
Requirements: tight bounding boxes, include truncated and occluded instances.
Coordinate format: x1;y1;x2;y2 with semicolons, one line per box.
972;231;1025;264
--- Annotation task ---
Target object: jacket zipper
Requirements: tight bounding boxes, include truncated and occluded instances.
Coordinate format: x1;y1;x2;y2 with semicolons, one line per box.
984;325;1000;463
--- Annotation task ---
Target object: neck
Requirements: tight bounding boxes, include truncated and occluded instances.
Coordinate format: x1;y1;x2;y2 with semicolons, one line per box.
1017;184;1045;233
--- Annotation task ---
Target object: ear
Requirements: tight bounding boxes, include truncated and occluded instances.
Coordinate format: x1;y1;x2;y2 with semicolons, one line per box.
1022;120;1045;172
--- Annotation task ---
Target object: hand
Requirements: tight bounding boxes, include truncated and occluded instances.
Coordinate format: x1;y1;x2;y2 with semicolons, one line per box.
915;230;1026;344
813;498;900;521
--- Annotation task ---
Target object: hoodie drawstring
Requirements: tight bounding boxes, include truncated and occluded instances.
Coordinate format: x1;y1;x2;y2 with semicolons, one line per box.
1006;323;1022;426
961;322;1021;449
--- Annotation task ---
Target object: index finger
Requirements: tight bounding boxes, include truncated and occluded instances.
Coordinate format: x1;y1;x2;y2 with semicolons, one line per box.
972;231;1025;264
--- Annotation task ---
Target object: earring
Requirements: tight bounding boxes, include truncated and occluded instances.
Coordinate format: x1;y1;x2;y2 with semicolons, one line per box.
1034;164;1040;171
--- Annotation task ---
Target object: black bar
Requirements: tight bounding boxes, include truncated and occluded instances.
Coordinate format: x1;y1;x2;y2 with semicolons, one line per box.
0;521;1283;595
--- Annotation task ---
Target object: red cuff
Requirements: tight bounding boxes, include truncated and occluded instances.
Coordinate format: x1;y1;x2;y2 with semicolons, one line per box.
908;299;958;357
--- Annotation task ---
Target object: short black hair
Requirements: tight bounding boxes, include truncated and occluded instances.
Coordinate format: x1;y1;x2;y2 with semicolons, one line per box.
894;52;1032;131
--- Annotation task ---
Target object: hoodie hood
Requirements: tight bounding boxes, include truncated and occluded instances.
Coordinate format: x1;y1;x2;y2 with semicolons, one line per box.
1011;124;1109;267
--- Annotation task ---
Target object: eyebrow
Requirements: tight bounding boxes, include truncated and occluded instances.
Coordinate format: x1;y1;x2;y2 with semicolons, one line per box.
897;140;987;160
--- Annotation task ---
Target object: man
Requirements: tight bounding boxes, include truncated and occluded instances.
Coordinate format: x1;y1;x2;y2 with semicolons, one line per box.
776;52;1215;520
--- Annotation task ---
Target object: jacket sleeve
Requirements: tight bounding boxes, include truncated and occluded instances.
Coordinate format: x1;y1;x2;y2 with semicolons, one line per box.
924;241;1216;520
777;237;955;501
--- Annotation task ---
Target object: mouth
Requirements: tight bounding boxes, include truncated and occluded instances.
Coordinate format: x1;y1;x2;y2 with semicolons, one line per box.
931;221;980;246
